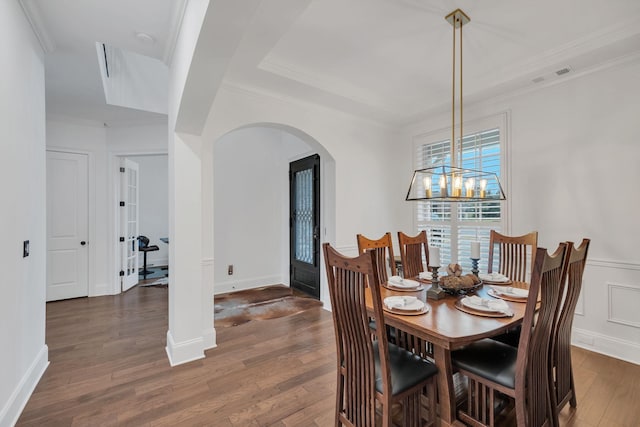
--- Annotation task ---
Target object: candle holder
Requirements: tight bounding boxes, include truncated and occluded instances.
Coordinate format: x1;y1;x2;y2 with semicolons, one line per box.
427;266;446;300
471;258;480;277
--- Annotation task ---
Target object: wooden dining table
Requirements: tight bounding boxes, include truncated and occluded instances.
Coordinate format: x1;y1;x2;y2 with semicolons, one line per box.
366;280;530;427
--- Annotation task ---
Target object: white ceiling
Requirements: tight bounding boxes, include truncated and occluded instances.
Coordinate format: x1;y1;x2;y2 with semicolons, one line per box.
21;0;640;126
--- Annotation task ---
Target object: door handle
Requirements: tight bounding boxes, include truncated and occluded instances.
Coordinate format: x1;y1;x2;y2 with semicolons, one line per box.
80;241;87;246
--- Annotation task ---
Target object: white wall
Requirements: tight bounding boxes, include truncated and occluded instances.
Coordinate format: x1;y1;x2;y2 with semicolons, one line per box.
0;2;48;425
213;127;311;293
46;119;168;296
131;155;169;267
403;57;640;363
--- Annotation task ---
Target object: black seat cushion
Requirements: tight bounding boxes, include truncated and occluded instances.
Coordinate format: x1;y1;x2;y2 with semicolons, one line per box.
451;338;517;389
140;245;159;252
373;341;437;395
491;325;522;348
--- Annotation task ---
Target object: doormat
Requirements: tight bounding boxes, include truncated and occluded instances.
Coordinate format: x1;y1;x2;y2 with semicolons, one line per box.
214;285;322;328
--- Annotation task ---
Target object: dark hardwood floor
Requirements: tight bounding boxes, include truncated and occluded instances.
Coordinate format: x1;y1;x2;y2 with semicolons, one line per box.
16;284;640;426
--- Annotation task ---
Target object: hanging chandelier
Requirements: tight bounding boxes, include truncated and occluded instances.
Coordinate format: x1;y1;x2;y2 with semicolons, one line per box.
405;9;505;202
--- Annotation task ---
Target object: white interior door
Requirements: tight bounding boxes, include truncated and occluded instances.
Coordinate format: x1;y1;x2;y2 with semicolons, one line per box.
47;151;89;301
121;158;139;291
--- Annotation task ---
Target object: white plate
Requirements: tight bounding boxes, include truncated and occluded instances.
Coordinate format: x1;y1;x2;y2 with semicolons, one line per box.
461;296;509;313
495;286;529;298
479;273;510;283
384;296;425;311
387;278;420;289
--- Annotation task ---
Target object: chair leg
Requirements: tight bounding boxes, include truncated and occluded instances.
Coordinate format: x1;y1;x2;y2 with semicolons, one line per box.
141;251;151;277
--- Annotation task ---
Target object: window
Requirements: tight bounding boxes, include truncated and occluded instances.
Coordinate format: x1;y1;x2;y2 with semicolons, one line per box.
413;115;506;273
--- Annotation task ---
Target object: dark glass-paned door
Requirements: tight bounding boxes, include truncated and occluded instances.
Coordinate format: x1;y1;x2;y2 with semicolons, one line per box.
289;154;320;299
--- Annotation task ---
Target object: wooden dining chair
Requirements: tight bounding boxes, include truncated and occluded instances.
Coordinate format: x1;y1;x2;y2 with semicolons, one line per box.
488;230;538;282
323;243;438;427
397;230;430;279
357;232;396;283
550;238;590;427
451;243;570;427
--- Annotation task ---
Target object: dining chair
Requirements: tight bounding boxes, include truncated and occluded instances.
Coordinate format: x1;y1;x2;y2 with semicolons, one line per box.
323;243;438;427
397;230;430;279
550;238;590;426
357;232;396;283
487;230;538;282
451;243;570;427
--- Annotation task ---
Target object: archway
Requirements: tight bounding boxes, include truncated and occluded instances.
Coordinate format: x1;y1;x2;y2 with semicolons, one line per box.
210;123;336;308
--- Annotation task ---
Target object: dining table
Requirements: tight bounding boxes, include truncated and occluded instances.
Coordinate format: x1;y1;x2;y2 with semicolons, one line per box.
365;279;530;427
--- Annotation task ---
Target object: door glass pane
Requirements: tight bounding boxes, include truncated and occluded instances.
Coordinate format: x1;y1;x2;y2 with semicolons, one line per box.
294;168;313;264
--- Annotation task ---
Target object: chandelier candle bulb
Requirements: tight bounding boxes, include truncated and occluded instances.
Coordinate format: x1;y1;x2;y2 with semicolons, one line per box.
471;241;480;259
439;175;448;197
479;178;488;198
423;176;432;198
465;178;475;197
453;176;463;197
429;246;441;267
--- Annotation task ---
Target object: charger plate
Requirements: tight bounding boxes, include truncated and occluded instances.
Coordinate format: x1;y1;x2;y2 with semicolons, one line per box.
382;282;425;292
487;288;527;303
383;305;430;316
454;299;513;318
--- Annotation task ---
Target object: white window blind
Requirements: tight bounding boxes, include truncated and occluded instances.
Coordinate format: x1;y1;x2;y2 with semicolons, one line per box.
415;127;503;273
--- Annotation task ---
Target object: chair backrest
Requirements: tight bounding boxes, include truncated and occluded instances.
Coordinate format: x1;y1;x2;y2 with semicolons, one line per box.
138;235;150;248
323;243;392;427
356;232;396;283
488;230;538;282
552;238;590;408
515;243;570;427
397;231;430;279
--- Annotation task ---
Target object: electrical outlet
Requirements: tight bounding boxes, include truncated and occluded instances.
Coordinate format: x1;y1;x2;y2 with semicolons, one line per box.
228;265;233;275
23;240;29;258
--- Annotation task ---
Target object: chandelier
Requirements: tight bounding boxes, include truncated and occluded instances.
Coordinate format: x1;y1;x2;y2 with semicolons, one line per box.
406;9;505;202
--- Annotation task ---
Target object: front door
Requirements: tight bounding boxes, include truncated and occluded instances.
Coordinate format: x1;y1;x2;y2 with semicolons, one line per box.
46;151;89;301
120;158;139;291
289;155;320;299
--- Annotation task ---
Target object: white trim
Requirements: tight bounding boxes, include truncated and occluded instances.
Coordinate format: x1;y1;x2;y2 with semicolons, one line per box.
0;345;48;427
572;328;640;366
588;258;640;271
607;282;640;328
163;0;188;65
165;331;204;367
201;257;216;350
214;275;284;295
18;0;55;53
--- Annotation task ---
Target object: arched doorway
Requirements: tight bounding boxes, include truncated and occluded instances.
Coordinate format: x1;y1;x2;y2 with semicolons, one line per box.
212;123;336;306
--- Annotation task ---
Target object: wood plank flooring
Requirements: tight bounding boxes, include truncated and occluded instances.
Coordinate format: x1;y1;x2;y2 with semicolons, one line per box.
16;285;640;426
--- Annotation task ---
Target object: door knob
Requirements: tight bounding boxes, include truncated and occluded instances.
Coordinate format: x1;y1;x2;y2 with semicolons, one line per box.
80;241;87;246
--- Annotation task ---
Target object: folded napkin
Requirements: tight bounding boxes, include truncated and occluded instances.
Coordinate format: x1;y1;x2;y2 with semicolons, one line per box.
465;296;511;314
418;271;433;280
491;286;528;298
479;272;510;282
388;276;420;288
384;296;421;310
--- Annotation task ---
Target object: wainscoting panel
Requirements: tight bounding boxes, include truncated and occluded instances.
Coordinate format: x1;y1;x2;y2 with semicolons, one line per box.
608;282;640;328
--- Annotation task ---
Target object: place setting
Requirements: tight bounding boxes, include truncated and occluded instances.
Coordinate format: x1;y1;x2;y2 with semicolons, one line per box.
478;272;513;285
455;295;514;317
487;285;529;302
383;295;430;315
383;275;424;292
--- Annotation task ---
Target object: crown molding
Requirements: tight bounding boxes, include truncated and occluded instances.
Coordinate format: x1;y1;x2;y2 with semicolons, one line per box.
163;0;188;65
19;0;55;53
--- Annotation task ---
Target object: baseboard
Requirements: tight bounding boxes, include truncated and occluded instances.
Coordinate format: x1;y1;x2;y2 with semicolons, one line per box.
89;282;113;297
202;327;217;351
572;328;640;365
214;275;283;295
165;331;204;367
0;345;49;427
